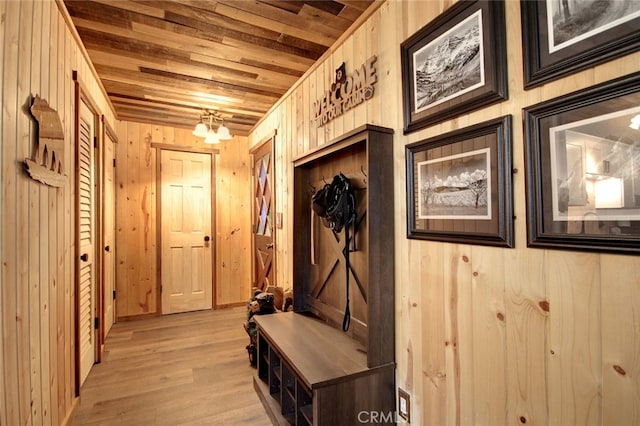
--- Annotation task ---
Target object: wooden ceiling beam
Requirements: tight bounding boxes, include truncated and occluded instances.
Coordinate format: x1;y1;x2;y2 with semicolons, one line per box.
113;102;258;127
97;65;283;102
300;1;346;16
93;0;166;19
139;67;286;98
111;95;266;119
62;0;375;130
86;48;295;95
101;78;277;110
336;1;372;12
115;103;256;126
135;0;327;57
88;20;304;83
213;2;338;47
298;4;353;32
145;94;272;112
87;49;255;83
115;110;254;135
216;0;343;39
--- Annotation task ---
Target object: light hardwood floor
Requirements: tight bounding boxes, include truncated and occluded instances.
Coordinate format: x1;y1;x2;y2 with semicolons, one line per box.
70;307;272;425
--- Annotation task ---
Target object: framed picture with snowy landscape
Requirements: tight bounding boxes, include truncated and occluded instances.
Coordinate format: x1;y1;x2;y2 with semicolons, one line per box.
400;0;507;134
406;116;514;247
521;0;640;88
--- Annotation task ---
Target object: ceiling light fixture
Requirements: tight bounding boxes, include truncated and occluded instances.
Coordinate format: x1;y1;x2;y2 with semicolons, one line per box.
193;110;233;143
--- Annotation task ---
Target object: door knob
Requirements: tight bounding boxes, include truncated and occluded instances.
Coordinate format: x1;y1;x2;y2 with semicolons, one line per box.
204;236;210;242
104;245;110;252
80;253;89;262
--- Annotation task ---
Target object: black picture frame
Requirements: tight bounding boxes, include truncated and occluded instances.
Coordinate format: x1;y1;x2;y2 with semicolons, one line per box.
406;115;514;247
524;72;640;254
521;0;640;88
400;0;508;135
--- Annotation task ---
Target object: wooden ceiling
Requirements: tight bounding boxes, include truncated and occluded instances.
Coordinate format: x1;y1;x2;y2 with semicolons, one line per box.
63;0;376;136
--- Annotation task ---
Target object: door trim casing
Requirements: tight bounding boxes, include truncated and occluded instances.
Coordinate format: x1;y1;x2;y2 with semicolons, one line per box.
249;130;277;292
100;115;117;347
153;143;218;313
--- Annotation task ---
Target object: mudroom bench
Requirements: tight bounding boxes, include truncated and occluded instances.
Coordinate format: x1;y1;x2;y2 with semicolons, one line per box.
253;126;396;425
253;312;395;426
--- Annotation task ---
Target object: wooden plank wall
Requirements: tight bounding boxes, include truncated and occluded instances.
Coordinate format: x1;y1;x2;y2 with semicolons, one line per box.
249;1;640;424
0;0;116;424
113;123;252;317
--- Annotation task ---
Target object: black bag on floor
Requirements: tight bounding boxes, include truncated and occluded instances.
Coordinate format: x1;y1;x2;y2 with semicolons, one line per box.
243;291;276;367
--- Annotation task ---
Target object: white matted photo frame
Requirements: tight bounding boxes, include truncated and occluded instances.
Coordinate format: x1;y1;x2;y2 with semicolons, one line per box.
521;0;640;88
524;72;640;254
400;0;508;134
406;115;514;247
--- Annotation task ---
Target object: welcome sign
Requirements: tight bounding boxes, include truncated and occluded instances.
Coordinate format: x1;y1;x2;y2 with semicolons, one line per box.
313;56;378;127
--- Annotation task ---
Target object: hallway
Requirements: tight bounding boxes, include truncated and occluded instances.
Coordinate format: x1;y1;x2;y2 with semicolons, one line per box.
70;307;271;425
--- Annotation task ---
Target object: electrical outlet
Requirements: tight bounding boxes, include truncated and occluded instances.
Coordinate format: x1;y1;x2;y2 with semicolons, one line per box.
398;388;410;423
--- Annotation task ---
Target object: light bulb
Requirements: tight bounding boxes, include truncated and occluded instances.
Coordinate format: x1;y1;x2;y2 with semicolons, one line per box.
192;122;208;137
216;124;232;140
204;128;220;144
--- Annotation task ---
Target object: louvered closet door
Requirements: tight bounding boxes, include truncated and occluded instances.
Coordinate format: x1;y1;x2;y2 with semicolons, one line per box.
77;99;96;386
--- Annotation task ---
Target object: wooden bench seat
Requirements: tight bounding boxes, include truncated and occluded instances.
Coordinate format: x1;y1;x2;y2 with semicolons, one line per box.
255;312;370;389
254;312;395;425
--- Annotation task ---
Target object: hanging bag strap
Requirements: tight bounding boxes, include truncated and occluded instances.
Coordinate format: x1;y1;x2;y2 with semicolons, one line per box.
342;221;351;332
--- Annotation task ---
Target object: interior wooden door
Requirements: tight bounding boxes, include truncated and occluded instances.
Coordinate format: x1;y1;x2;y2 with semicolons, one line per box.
102;122;116;336
160;150;213;314
251;137;275;292
77;98;96;386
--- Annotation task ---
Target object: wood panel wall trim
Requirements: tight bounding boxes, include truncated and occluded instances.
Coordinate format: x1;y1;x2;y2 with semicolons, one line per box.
102;115;118;144
210;150;218;309
249;1;386;134
99;114;117;358
249;133;277;295
249;129;277;153
155;146;162;315
150;142;220;154
72;77;82;398
113;312;160;322
214;301;246;310
56;0;116;119
73;71;101;116
61;396;79;426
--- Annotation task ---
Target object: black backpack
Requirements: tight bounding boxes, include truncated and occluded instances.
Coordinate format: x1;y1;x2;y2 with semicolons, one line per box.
312;173;355;232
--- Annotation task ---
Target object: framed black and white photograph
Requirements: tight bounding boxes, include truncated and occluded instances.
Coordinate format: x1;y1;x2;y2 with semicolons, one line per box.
521;0;640;88
417;148;491;220
401;1;508;134
524;72;640;254
406;115;513;247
